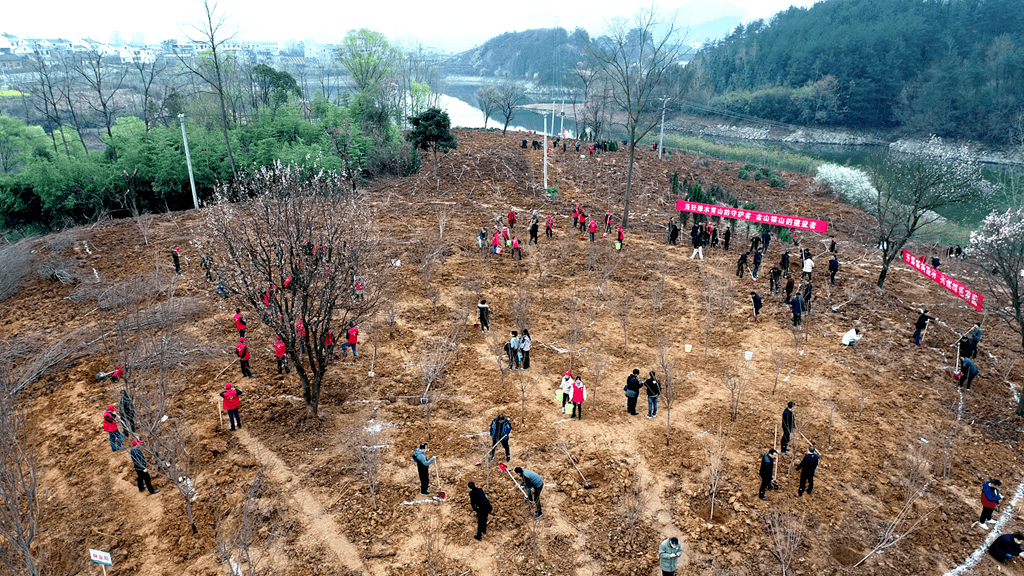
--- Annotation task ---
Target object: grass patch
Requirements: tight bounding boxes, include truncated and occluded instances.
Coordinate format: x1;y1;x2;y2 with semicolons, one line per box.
0;90;26;98
661;134;822;174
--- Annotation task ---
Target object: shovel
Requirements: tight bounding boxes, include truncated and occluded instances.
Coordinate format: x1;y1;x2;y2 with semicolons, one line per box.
475;436;506;465
558;443;597;488
498;463;528;498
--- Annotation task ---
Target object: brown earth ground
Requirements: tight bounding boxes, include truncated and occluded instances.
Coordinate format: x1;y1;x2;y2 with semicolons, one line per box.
3;129;1023;576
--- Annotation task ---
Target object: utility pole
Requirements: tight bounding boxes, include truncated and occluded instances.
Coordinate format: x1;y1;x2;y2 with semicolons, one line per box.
543;117;548;190
659;98;670;160
178;113;199;210
560;98;565;138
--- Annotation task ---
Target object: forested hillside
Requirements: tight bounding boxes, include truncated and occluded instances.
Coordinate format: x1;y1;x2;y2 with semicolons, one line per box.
686;0;1024;145
444;27;592;83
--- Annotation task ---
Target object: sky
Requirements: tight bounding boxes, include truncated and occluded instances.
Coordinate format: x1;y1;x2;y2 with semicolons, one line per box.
3;0;819;52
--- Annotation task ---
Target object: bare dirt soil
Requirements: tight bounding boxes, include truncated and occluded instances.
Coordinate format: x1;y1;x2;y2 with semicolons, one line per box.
4;129;1023;576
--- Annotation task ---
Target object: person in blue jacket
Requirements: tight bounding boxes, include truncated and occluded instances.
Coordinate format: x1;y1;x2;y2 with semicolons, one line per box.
979;479;1003;526
489;414;512;463
515;467;544;519
413;443;435;496
789;294;805;327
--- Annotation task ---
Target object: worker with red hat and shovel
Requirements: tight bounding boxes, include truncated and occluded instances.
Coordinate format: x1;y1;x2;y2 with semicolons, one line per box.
102;405;123;451
221;383;242;431
236;337;253;378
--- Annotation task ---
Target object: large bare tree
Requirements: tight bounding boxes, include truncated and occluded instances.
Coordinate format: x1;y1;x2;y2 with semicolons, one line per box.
177;0;239;178
494;81;526;136
74;50;128;141
588;6;687;227
206;164;392;416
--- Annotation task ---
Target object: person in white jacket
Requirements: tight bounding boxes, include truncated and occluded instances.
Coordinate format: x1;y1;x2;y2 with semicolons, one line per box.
842;328;863;346
559;372;573;414
802;256;815;281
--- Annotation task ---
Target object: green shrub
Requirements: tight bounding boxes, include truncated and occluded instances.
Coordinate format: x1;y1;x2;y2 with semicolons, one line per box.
546;186;558;198
743;163;757;172
754;171;764;181
702;160;711;167
769;175;787;188
738;170;750;180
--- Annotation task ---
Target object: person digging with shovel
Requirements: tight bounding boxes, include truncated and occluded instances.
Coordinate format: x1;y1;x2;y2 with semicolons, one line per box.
413;443;435;496
515;466;544;519
489;414;512;462
758;449;778;501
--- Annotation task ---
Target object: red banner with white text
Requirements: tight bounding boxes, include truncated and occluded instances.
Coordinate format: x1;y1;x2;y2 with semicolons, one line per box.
675;201;829;234
902;249;983;311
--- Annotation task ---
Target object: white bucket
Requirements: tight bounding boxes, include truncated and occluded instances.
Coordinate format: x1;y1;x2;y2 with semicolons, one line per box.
744;351;753;361
684;344;692;353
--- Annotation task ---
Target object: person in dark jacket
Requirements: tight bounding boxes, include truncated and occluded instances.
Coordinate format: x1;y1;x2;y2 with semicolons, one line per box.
413;443;435;496
478;300;490;333
968;322;983;358
959;357;979;390
119;389;136;436
529;219;539;245
784;277;795;303
989;533;1024;563
795;446;819;496
129;439;159;494
759;449;778;500
644;371;661;418
790;295;805;327
752;249;763;280
979;479;1003;526
828;255;839;285
769;266;782;295
780;251;791;276
781;402;795;454
802;282;814;315
468;482;492;540
736;252;748;278
761;231;771;253
690;232;704;261
751;292;763;322
625;369;643;415
750;236;760;255
723;227;732;250
489;414;512;462
668;219;679;245
221;383;242;430
829;238;837;252
515;467;544;519
913;309;936;347
171;247;181;275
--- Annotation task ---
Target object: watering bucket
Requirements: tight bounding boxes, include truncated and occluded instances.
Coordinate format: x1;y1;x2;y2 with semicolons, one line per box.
684;344;692;353
744;351;753;361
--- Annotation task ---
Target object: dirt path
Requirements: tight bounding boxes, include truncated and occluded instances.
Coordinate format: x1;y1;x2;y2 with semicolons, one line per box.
235;429;371;575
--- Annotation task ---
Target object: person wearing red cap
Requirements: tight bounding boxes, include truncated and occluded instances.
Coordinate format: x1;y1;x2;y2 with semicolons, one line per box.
274;335;290;374
236;337;252;378
616;225;625;250
171;247;181;275
325;329;335;363
129;439;159;494
109;365;125;383
220;383;243;430
233;308;247;338
604;210;612;235
102;405;123;451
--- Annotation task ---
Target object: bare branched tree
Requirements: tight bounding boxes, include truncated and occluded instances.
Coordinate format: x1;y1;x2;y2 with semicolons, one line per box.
342;423;387;510
487;330;511;388
422;512;446;576
658;341;677;445
206;165;392;416
771;345;785;395
764;511;803;576
701;423;729;523
564;292;588;371
620;461;650;542
722;369;747;422
215;464;288;576
613;286;634;355
0;390;44;576
509;283;532;332
588;342;610;407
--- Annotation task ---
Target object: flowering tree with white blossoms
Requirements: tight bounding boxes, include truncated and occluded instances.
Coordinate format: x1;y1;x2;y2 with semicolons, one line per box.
970;207;1024;403
869;137;985;288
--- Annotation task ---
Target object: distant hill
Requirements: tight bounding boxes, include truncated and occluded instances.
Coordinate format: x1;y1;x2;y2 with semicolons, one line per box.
686;0;1024;145
443;19;741;83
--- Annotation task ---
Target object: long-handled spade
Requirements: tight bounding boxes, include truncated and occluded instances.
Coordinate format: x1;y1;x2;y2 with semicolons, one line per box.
557;442;597;488
498;463;529;498
475;436;505;466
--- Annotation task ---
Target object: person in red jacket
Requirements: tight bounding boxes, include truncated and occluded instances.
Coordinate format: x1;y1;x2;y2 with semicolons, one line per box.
604;210;612;235
341;324;359;360
491;229;501;255
236;337;253;378
545;215;554;239
616;225;625;250
110;365;124;383
296;319;307;356
102;405;123;451
508;209;517;229
572;205;579;229
588;219;597;242
325;329;335;363
233;308;246;337
511;236;522;260
220;383;242;431
274;335;289;374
